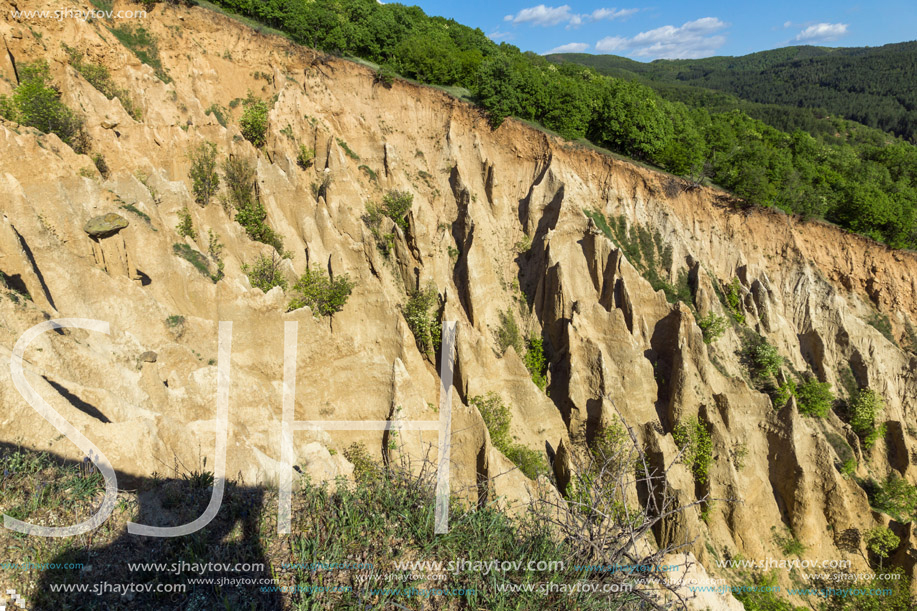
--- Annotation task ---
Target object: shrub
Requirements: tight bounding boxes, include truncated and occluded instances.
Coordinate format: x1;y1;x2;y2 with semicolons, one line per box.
672;417;713;484
523;336;548;391
288;265;354;317
92;153;109;178
239;93;269;147
222;156;285;253
840;458;857;478
495;309;523;355
222;155;256;209
698;313;728;343
242;252;288;293
724;277;745;324
772;378;796;409
296;145;315;169
850;388;884;448
206;230;225;282
403;283;441;358
796;375;834;417
870;474;917;521
471;393;548;479
515;234;533;254
366;190;413;232
176;206;195;239
0;61;88;153
747;338;782;380
865;526;900;569
374;64;395;87
733;573;799;611
188;142;220;206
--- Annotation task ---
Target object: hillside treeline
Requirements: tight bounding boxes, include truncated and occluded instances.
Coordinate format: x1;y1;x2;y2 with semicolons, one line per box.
209;0;917;248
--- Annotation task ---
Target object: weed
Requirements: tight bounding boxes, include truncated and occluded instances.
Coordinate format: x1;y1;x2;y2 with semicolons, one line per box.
108;25;170;83
65;46;141;120
297;145;315;169
204;104;228;127
336;138;359;160
120;203;151;225
731;443;748;471
470;393;548;479
173;243;220;283
358;164;377;181
772;525;806;556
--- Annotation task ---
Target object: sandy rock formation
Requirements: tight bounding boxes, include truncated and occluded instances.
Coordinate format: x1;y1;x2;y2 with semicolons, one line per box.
1;1;916;606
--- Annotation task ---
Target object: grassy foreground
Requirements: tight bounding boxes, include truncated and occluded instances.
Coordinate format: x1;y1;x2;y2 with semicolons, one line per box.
0;443;652;610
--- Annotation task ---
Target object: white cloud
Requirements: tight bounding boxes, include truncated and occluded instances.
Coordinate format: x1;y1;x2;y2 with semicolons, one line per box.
594;36;629;52
505;5;574;26
595;17;728;59
568;7;638;28
794;22;848;43
544;42;591;54
505;5;637;28
487;30;514;41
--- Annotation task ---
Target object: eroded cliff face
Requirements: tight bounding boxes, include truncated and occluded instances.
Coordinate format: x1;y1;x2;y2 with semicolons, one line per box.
1;1;916;606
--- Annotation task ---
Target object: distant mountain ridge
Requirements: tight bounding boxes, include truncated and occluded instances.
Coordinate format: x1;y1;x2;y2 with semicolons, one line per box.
547;42;917;140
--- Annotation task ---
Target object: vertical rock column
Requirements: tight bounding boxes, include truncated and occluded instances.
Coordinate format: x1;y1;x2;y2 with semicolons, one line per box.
83;213;137;279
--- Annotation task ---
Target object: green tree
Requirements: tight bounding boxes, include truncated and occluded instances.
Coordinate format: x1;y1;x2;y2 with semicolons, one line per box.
865;526;899;569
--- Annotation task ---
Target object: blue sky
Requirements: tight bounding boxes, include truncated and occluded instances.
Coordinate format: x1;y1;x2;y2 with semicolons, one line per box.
412;1;916;60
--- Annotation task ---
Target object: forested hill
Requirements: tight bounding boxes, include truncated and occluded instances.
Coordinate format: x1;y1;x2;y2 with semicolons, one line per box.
547;43;917;141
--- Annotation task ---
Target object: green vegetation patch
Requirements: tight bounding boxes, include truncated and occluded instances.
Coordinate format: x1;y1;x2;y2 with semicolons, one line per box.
0;61;88;153
287;265;354;316
108;25;170;83
471;393;548;479
672;416;713;484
